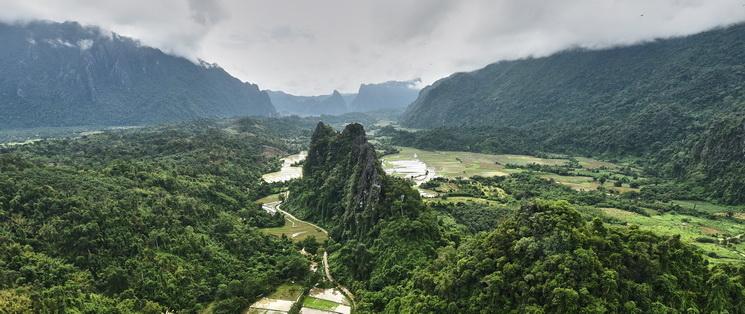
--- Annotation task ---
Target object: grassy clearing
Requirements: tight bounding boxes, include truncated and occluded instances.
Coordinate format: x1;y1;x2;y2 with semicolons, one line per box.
574;157;619;170
672;200;745;214
302;296;339;311
262;215;328;243
256;194;327;243
541;174;639;193
256;193;281;204
267;283;304;301
601;208;745;263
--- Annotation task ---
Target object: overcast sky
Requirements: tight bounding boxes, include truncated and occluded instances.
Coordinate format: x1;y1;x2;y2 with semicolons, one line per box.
2;0;745;95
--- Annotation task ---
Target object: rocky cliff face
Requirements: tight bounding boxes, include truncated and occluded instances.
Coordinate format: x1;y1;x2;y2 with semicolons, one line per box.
287;122;418;240
0;21;275;129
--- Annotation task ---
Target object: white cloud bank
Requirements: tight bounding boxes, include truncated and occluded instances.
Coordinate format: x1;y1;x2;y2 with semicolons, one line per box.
1;0;744;94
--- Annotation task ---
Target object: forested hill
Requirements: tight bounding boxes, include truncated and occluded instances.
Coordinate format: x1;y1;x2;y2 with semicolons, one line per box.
282;122;745;313
402;23;745;130
395;23;745;204
0;21;275;129
285;122;422;240
0;118;313;312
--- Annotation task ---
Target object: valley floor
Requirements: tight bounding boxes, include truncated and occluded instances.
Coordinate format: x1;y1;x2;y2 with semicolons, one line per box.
381;146;745;263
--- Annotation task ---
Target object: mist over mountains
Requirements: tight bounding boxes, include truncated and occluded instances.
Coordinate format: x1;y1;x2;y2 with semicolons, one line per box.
267;80;420;116
267;90;349;116
0;21;274;129
349;79;420;112
396;22;745;203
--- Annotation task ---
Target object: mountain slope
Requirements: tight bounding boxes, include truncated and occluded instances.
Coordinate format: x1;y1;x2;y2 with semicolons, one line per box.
349;80;420;112
0;21;275;129
402;24;745;131
267;90;348;116
285;122;422;240
397;23;745;203
392;200;745;313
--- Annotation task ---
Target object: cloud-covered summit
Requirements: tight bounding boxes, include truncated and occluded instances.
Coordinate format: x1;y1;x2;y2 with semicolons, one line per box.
2;0;744;94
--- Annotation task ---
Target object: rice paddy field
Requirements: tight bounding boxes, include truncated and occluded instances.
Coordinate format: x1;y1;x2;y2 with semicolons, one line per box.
382;146;637;193
382;147;563;179
539;174;640;193
300;288;352;314
382;146;745;264
601;207;745;263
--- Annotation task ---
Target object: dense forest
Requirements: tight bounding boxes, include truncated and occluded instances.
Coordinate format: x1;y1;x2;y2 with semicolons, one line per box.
284;123;745;313
0;118;314;313
395;23;745;204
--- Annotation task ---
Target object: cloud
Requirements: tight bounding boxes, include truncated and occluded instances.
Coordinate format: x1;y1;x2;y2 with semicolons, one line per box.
267;25;314;42
1;0;744;94
187;0;225;26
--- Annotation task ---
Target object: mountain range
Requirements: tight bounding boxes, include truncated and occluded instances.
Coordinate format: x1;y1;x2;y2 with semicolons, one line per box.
349;79;420;112
267;90;350;116
0;21;275;129
268;80;421;117
396;22;745;203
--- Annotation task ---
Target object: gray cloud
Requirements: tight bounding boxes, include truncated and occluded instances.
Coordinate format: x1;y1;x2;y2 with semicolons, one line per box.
1;0;744;94
188;0;225;26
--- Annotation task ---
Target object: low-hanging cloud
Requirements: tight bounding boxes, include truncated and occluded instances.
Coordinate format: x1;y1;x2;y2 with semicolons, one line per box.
1;0;744;94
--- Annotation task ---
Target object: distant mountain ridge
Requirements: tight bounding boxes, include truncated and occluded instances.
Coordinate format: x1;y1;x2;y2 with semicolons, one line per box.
349;79;420;112
0;21;275;129
267;90;348;116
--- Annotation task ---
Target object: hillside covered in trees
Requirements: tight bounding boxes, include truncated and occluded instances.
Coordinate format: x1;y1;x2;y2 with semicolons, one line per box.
395;23;745;204
0;118;314;313
283;122;745;313
0;21;275;129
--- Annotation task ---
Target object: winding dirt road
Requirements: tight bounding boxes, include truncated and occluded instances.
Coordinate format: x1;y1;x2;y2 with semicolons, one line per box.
268;201;356;308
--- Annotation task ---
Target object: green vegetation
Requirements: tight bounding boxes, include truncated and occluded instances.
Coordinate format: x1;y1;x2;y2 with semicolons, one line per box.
283;122;745;313
260;209;329;243
302;296;339;311
391;23;745;204
392;200;745;313
267;283;305;301
3;110;744;312
0;118;312;312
